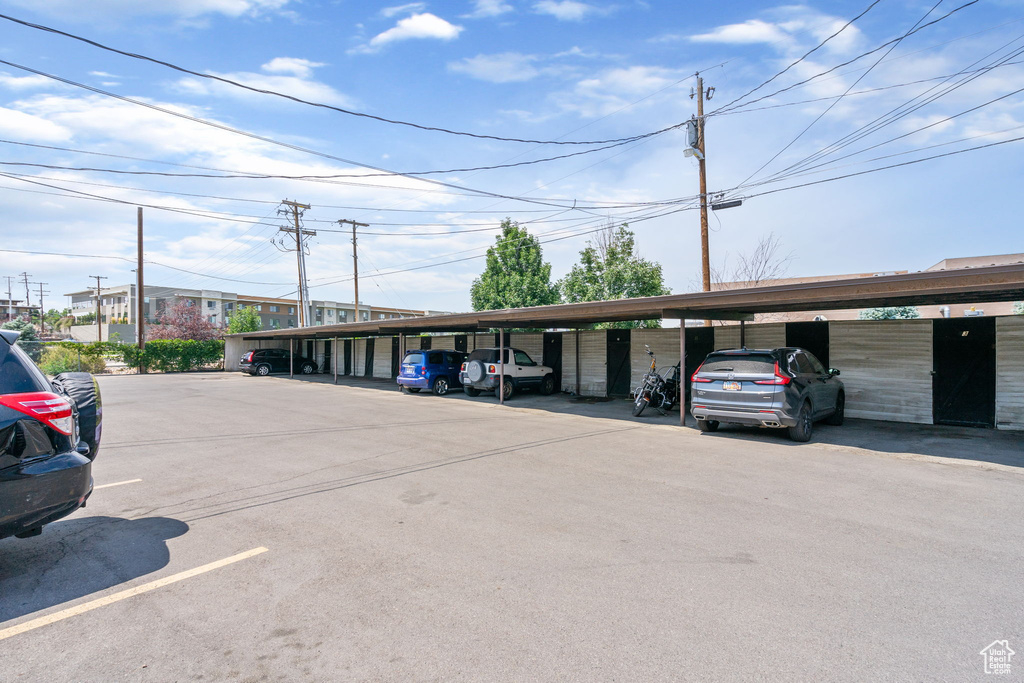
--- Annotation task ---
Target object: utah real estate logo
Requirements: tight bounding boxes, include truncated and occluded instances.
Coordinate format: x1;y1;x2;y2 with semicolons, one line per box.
980;640;1014;675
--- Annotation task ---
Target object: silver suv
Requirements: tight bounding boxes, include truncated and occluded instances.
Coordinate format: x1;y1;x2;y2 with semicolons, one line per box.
690;347;844;442
459;348;555;400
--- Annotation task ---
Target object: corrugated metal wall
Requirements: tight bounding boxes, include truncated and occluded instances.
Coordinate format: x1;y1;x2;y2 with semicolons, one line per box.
629;328;679;389
430;335;456;350
996;316;1024;430
713;323;786;351
352;338;366;377
561;330;607;396
830;320;933;424
373;337;393;378
510;332;544;361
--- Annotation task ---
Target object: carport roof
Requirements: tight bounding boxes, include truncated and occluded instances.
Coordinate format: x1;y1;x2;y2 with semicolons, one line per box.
232;262;1024;341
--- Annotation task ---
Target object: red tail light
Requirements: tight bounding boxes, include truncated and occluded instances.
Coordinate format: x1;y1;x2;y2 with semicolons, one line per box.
488;365;496;373
0;392;74;435
753;362;791;386
244;351;254;362
691;362;711;383
420;367;426;375
461;363;466;372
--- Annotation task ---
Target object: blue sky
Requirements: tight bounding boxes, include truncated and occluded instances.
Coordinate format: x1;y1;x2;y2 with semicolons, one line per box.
1;0;1022;315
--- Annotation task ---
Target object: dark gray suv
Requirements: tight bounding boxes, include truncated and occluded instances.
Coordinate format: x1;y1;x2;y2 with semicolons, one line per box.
690;347;844;442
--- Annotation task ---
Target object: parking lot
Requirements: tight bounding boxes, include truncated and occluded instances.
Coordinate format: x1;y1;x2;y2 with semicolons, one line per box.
2;372;1022;681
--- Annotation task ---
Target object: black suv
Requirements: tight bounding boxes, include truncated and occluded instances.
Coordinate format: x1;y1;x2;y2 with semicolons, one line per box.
240;348;317;376
1;330;102;540
690;347;844;442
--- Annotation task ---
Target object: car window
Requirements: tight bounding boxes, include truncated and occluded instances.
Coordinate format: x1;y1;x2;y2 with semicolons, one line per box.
267;349;286;358
0;342;51;393
701;353;775;373
793;354;816;374
404;351;424;365
427;352;443;365
514;350;534;365
804;352;827;375
467;349;508;364
448;352;465;365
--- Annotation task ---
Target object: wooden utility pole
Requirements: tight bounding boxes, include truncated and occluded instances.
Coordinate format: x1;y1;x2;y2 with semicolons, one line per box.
137;207;146;372
337;219;368;323
279;200;314;327
19;272;31;319
89;275;107;342
694;74;714;327
3;276;14;321
34;282;49;333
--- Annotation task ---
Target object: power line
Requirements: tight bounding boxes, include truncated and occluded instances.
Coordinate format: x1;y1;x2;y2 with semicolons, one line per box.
0;12;681;148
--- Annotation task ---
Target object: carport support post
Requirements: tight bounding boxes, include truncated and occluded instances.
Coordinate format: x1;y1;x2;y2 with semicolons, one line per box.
290;338;294;378
333;337;338;384
740;320;746;348
498;328;505;405
679;324;686;427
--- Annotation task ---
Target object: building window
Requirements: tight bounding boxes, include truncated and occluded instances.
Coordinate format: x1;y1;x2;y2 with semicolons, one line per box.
362;311;369;321
208;315;216;324
288;319;295;327
255;305;262;311
289;307;295;314
340;310;347;321
224;302;234;311
271;319;281;329
270;305;279;313
327;309;334;318
207;300;215;308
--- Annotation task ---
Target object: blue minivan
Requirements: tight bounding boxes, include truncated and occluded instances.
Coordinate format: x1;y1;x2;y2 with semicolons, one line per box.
397;349;466;396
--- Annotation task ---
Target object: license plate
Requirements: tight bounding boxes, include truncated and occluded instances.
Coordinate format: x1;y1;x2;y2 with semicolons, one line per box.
723;381;741;391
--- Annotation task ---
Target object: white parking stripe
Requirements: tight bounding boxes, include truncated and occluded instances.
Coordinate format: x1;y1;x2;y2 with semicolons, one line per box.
94;479;143;490
0;547;269;641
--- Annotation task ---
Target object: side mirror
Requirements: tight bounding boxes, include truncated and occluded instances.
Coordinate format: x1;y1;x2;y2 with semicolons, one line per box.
829;368;841;377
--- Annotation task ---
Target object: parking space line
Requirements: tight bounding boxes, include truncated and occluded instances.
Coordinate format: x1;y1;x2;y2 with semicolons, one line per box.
94;479;143;490
0;547;268;642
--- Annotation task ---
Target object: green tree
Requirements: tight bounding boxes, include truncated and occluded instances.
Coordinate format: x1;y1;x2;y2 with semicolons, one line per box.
471;219;558;311
228;305;263;334
1014;301;1024;315
45;308;70;329
2;319;41;360
557;225;670;328
858;306;921;320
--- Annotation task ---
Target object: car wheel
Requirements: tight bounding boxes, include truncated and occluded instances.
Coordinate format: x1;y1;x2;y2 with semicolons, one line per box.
256;364;271;376
788;402;813;442
464;386;481;397
501;378;514;400
432;376;449;396
407;387;421;393
825;393;845;426
51;372;102;461
301;363;315;374
695;418;719;432
540;374;555;396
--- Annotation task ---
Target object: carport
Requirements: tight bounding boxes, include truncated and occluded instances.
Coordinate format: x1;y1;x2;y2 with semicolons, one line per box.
228;262;1024;428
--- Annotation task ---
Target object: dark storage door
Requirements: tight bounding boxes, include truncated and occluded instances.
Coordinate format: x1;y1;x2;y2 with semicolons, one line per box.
786;321;830;368
684;327;715;406
306;340;314;365
391;336;400;378
344;340;352;375
420;336;432;350
933;317;996;427
494;331;511;347
364;338;375;377
324;340;332;374
543;332;563;393
455;335;468;352
606;329;631;397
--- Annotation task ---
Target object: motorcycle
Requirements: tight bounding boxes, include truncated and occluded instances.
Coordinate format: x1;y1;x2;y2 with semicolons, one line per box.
631;345;680;417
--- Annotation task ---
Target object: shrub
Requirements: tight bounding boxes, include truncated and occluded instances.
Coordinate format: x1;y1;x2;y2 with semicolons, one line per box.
118;339;225;373
38;345;106;375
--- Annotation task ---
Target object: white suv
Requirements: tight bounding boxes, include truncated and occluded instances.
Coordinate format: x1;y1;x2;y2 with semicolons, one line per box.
460;347;555;400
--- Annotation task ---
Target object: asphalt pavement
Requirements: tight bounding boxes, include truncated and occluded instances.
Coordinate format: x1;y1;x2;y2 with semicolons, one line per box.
1;372;1021;681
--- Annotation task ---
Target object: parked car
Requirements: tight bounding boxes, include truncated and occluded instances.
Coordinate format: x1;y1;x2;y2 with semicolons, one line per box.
240;348;317;376
1;329;101;540
690;347;844;442
460;347;555;400
397;349;466;396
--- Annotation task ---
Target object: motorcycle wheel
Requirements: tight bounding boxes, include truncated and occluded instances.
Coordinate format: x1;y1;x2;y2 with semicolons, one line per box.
632;394;649;417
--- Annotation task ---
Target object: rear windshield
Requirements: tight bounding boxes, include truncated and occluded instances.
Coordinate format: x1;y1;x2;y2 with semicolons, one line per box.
467;349;509;363
0;341;51;393
403;352;424;365
700;353;775;374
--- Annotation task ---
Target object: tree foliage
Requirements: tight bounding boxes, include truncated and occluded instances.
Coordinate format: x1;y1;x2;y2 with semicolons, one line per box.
119;339;225;372
38;345;106;375
858;306;921;320
557;225;670;328
471;219;558;311
1014;301;1024;315
148;298;221;341
228;305;263;334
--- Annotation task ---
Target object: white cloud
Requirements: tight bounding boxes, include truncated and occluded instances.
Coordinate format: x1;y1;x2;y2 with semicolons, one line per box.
557;65;679;117
0;107;72;141
0;0;293;20
690;19;793;47
366;13;464;49
380;3;426;18
448;53;540;83
260;57;325;79
533;0;597;21
0;73;54;90
463;0;514;18
174;59;355;108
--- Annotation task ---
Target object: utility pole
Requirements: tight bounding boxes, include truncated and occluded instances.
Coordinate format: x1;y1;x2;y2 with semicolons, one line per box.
3;275;14;321
34;282;49;333
19;272;31;320
277;200;314;327
337;219;368;323
693;73;713;326
89;275;107;342
137;207;146;372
